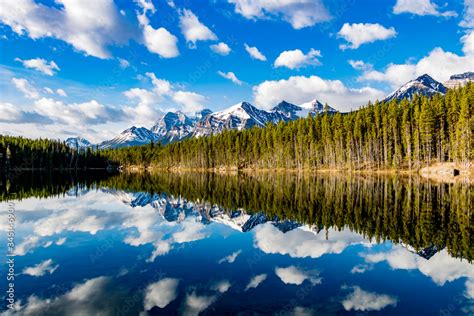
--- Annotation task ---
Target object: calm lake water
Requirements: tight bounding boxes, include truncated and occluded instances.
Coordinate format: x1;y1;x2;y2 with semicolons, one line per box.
0;172;472;315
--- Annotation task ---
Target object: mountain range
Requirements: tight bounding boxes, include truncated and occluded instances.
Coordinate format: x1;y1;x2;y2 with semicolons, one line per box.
66;72;473;150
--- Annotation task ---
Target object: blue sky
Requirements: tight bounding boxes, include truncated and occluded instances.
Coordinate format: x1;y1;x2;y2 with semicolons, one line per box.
0;0;473;142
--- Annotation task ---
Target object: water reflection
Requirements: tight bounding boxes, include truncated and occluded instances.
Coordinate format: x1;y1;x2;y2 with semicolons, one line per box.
0;172;472;315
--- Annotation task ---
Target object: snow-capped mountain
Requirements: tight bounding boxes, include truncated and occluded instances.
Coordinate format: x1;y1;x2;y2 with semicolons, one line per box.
384;74;447;102
193;102;282;137
68;98;338;149
98;126;160;149
276;99;337;119
444;72;474;89
151;111;195;144
65;137;92;150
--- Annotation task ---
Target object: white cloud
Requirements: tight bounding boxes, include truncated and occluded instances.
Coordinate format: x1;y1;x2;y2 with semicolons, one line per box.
218;249;242;264
136;0;156;14
5;277;115;315
393;0;458;17
217;71;244;85
179;9;217;47
136;2;179;58
44;87;54;94
244;43;267;61
253;75;385;112
146;72;172;96
142;24;180;58
22;259;58;277
338;23;397;50
0;0;130;59
172;91;206;113
274;48;321;69
274;266;321;285
34;97;121;126
254;224;371;258
462;30;474;55
182;292;216;316
210;42;231;55
123;88;161;126
143;278;179;310
15;58;60;76
348;60;372;71
341;286;397;311
56;89;67;97
12;78;40;99
0;102;47;124
350;264;373;274
211;280;231;293
228;0;331;29
460;0;474;28
117;57;130;69
358;32;474;88
245;274;267;291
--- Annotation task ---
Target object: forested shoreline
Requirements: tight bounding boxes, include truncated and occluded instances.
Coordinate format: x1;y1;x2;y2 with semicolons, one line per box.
0;84;472;172
102;84;473;171
0;136;107;170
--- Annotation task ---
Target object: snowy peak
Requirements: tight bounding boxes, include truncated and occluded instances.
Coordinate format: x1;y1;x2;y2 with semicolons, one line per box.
444;72;474;89
65;137;91;150
151;111;195;144
79;97;338;149
98;126;158;149
299;99;337;114
384;74;447;102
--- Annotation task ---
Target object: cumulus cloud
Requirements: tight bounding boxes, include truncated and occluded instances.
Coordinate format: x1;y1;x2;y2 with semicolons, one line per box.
0;0;130;59
228;0;331;29
274;48;321;69
210;42;231;55
217;71;244;85
253;75;385;112
56;88;67;97
211;280;231;293
22;259;58;277
146;72;172;96
348;60;372;71
141;24;179;58
117;58;130;69
364;247;474;288
341;286;397;311
393;0;457;17
181;292;216;316
245;274;267;291
338;23;397;50
460;0;474;28
244;43;267;61
274;266;321;285
34;97;121;126
143;278;179;310
4;277;117;315
12;78;40;99
253;224;371;258
172;91;206;113
136;1;179;58
218;249;242;264
0;102;49;124
357;31;474;88
15;58;60;76
179;9;217;47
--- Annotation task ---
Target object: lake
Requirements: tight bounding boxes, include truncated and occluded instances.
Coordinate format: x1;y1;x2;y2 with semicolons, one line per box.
0;172;472;315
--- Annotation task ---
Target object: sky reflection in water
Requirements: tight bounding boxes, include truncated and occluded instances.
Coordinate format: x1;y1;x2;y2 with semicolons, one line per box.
0;177;473;315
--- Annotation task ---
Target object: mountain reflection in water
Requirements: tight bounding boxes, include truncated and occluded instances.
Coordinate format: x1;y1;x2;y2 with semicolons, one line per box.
0;171;472;315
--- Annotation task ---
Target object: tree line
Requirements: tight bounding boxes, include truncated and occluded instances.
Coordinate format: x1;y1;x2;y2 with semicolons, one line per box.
0;135;107;170
97;172;473;261
102;83;473;170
